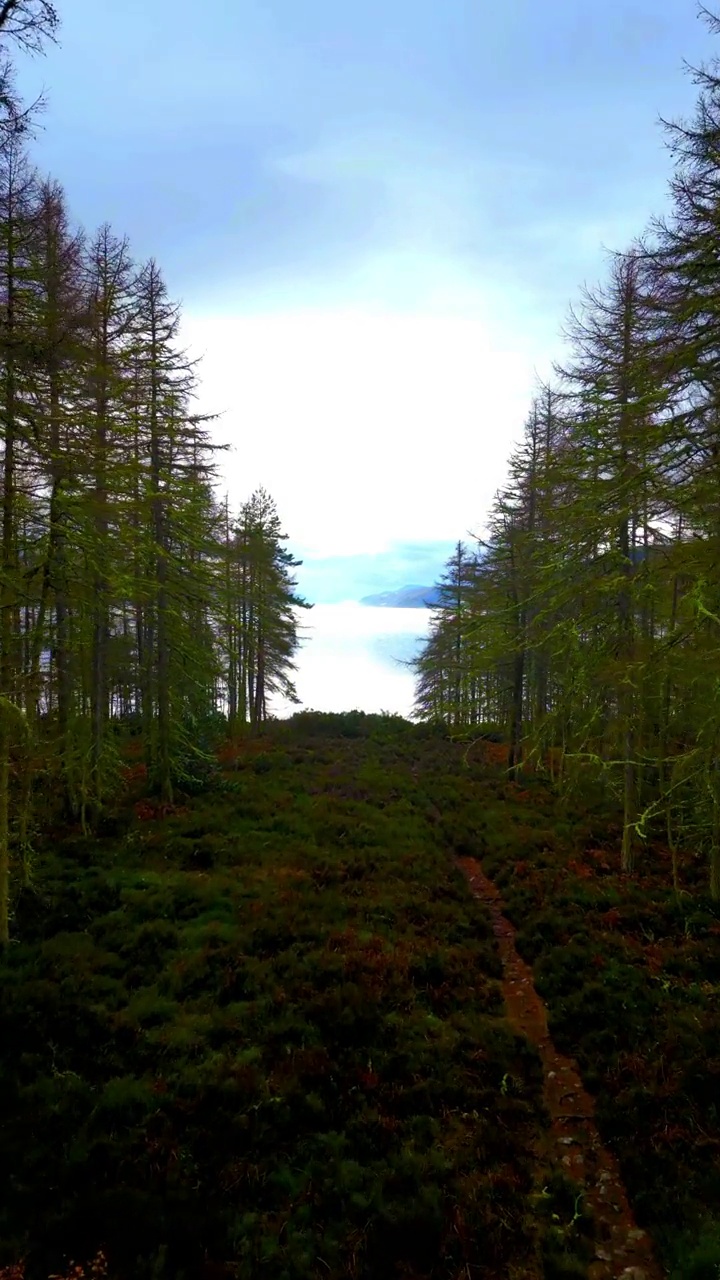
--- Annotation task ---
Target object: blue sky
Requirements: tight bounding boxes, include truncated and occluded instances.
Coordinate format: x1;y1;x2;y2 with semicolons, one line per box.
16;0;714;609
295;542;455;605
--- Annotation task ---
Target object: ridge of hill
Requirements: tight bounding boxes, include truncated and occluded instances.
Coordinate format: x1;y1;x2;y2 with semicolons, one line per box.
360;584;442;608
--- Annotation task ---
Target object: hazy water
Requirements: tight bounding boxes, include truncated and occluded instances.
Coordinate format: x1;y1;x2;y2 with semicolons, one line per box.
272;603;431;718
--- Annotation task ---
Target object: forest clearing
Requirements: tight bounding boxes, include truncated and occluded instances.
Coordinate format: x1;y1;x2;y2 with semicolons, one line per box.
1;714;718;1280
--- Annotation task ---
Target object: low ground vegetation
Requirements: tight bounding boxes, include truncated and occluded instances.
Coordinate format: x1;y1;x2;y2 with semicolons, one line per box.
424;740;720;1279
1;714;717;1277
1;716;550;1280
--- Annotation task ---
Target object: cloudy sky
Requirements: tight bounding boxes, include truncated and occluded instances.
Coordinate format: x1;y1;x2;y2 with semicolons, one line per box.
16;0;714;710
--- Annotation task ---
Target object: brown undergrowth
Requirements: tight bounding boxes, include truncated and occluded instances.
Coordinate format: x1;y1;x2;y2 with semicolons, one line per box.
0;716;556;1280
428;736;720;1278
2;715;714;1277
458;855;664;1280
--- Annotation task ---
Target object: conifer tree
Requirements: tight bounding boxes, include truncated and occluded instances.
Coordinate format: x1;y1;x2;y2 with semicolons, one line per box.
0;0;59;944
83;224;135;810
220;488;309;730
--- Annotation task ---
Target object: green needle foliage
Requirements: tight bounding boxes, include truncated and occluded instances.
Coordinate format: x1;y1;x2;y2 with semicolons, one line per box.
413;11;720;899
0;13;309;946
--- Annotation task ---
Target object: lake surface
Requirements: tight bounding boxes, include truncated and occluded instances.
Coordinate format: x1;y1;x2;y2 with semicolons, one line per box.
272;603;431;718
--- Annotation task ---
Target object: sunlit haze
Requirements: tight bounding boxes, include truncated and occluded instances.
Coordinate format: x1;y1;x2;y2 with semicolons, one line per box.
274;603;431;719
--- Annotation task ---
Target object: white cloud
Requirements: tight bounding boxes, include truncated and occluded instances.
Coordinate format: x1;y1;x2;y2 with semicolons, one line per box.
267;131;551;253
179;126;653;570
181;263;557;558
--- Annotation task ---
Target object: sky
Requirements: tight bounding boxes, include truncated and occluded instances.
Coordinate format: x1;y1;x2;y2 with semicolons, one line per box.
14;0;716;711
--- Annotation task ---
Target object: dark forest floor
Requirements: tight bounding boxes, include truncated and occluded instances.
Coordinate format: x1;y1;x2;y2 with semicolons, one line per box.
458;854;662;1280
1;714;718;1279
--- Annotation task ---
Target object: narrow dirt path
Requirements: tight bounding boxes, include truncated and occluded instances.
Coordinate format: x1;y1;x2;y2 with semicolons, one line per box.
457;856;664;1280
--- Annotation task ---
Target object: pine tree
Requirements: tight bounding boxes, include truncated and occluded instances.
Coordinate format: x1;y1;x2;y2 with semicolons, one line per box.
220;488;309;730
83;224;135;811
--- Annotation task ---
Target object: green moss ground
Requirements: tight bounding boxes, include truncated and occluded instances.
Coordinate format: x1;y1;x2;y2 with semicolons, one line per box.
5;713;713;1278
1;716;551;1280
422;741;720;1280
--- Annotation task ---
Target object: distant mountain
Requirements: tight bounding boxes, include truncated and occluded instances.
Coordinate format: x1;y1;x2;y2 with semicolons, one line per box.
360;584;442;609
